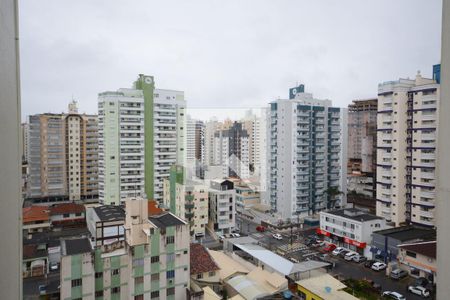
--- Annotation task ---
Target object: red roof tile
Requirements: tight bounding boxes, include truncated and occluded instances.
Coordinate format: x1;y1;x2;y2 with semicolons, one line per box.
23;206;49;223
49;203;85;215
148;200;164;216
190;243;220;275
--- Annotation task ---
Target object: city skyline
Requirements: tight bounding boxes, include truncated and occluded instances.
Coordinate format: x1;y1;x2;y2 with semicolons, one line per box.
19;0;441;119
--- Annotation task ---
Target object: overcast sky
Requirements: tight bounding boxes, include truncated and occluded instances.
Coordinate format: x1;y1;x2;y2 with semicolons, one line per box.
19;0;442;120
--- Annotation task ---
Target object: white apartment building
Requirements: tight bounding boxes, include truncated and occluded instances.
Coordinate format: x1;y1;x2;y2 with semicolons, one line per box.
267;89;344;220
153;89;186;202
376;71;439;227
208;179;236;234
318;208;387;258
98;88;145;205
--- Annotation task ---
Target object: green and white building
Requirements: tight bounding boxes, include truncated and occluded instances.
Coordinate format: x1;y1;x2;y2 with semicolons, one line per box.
60;197;190;300
98;75;186;205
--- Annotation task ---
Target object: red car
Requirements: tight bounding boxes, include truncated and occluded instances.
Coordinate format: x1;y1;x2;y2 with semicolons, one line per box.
323;244;337;252
256;226;266;232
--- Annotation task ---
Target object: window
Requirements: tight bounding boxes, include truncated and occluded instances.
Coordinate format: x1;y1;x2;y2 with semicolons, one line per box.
167;253;175;262
406;251;417;258
63;213;70;218
95;291;103;297
133;258;144;267
167;287;175;296
71;278;82;287
134;276;144;285
75;212;82;217
95;272;102;278
151;256;159;263
166;236;175;244
112;268;120;275
151;291;159;299
197;273;203;279
135;295;144;300
151;273;159;281
112;287;120;294
166;270;175;278
209;271;215;277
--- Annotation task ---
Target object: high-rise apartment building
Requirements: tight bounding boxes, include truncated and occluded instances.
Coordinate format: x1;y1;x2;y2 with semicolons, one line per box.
27;101;98;202
186;117;204;179
99;75;186;204
376;71;439;227
267;88;344;219
21;122;29;162
98;89;145;205
213;122;250;179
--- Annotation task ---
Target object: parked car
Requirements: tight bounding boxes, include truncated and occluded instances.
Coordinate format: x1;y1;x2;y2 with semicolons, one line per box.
232;228;240;234
338;250;350;258
364;260;376;268
390;268;408;280
230;233;241;238
49;262;59;271
332;247;346;256
38;285;46;295
218;234;225;242
408;285;430;297
382;291;406;300
371;262;387;271
352;254;367;263
272;233;283;240
256;226;266;232
344;251;358;261
312;240;325;247
323;243;337;252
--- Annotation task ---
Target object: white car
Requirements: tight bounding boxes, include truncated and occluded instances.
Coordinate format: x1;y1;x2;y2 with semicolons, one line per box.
382;291;406;300
371;261;387;271
331;247;345;256
408;285;430;297
272;233;283;240
344;251;358;261
231;233;241;238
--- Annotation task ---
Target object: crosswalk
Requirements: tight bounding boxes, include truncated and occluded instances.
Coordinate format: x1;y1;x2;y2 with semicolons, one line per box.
277;242;306;253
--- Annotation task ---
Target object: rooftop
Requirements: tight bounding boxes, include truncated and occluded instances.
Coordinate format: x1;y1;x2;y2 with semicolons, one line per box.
208;250;249;280
296;274;359;300
373;225;436;242
323;208;383;222
61;237;92;256
49;203;85;215
23;206;49;223
93;205;125;222
190;243;220;275
148;200;164;216
399;241;436;259
23;244;48;260
148;212;186;229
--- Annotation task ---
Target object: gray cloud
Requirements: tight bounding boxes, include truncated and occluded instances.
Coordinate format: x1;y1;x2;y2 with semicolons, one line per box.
19;0;442;119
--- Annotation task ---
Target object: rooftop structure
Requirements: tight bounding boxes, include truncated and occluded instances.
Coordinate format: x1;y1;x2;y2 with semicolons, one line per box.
61;237;92;256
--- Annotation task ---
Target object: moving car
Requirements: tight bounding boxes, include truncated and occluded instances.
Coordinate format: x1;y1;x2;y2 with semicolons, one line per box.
256;226;266;232
272;233;283;240
323;243;337;252
331;247;346;256
382;291;406;300
344;251;358;261
390;268;408;280
371;262;387;271
352;254;367;263
408;285;430;297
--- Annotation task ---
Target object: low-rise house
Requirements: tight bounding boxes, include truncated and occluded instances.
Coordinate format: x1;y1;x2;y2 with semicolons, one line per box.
22;244;48;278
296;273;359;300
208;249;249;282
398;241;436;283
318;208;388;257
190;243;221;295
49;203;85;227
23;206;50;234
371;225;435;263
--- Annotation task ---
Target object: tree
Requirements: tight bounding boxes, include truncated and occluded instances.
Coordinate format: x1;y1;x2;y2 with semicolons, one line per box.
326;186;342;209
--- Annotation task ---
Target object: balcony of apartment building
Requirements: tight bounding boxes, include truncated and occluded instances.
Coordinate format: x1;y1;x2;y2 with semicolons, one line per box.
298;125;310;132
297;117;310;125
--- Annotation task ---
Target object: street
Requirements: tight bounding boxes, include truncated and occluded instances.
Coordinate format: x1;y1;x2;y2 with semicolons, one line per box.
23;271;60;300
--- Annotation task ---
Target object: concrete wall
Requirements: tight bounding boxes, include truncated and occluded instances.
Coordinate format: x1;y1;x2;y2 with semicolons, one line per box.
437;0;450;298
0;0;22;298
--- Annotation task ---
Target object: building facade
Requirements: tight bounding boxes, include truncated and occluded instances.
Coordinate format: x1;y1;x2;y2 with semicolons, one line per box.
61;198;190;300
186;117;205;179
318;208;387;258
208;179;236;234
27;101;99;202
267;88;344;219
98;89;145;205
376;71;439;227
